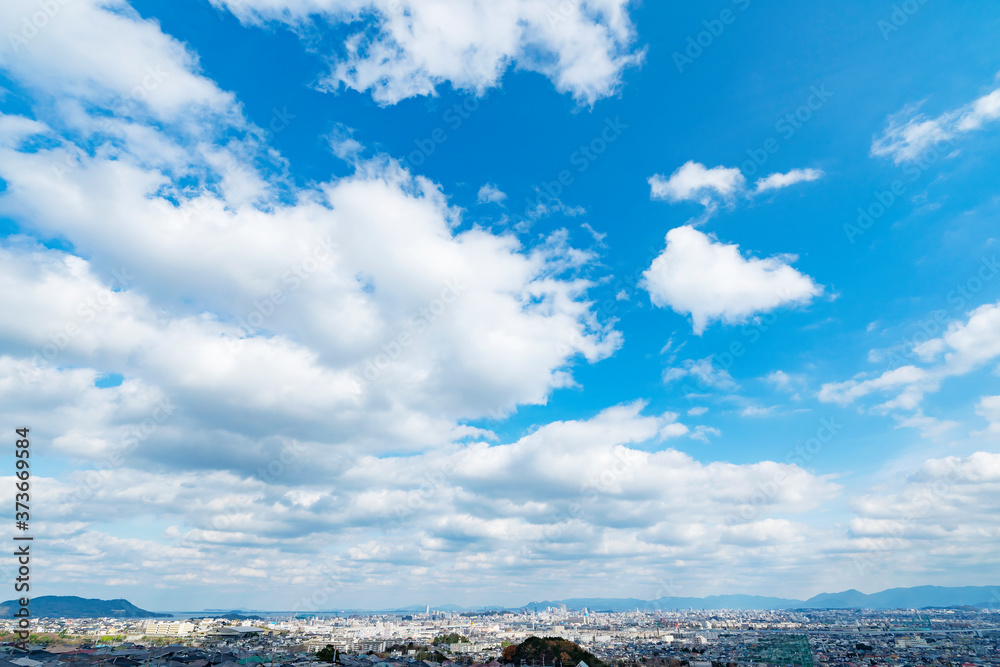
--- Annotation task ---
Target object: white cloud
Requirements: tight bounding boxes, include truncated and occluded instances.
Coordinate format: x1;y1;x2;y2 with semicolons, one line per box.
663;356;737;391
0;0;237;123
648;162;824;222
871;82;1000;164
974;395;1000;435
648;161;745;205
847;451;1000;579
818;365;930;408
765;370;807;400
754;168;824;194
328;123;364;160
580;222;607;245
892;410;958;439
913;301;1000;374
210;0;644;106
642;225;823;335
689;424;721;443
741;405;776;418
0;0;628;466
477;182;506;204
820;302;1000;415
19;401;844;605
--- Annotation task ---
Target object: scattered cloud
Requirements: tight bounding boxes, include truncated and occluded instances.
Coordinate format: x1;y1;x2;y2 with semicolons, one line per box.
649;161;745;205
663;356;738;391
871;82;1000;164
754;168;824;194
821;302;1000;413
477;183;507;204
893;410;959;439
648;162;824;222
766;370;807;401
741;405;777;418
689;424;722;443
210;0;645;106
974;395;1000;435
328;123;364;161
580;222;607;246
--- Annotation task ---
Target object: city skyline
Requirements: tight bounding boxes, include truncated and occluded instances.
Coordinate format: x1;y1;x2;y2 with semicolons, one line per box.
0;1;999;611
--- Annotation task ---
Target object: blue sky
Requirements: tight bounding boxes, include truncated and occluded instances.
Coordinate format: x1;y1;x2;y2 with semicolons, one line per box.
1;0;999;611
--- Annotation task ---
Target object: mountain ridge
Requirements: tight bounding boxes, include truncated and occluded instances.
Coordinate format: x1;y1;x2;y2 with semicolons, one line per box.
521;585;1000;612
0;595;170;619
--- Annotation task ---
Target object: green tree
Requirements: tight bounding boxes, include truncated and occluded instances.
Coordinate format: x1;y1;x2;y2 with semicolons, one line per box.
432;633;469;646
507;637;605;667
316;645;340;663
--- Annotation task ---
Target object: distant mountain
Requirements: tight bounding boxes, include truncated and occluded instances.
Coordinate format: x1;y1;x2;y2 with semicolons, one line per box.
208;611;265;621
523;585;1000;611
801;586;1000;609
0;596;170;618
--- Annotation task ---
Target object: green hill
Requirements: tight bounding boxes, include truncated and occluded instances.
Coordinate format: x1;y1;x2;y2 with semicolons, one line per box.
503;636;605;667
0;596;170;618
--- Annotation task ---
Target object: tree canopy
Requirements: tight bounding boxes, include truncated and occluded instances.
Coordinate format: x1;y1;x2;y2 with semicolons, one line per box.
503;636;605;667
316;645;340;663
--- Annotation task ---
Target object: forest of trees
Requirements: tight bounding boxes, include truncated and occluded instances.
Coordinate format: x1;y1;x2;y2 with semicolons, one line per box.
501;636;605;667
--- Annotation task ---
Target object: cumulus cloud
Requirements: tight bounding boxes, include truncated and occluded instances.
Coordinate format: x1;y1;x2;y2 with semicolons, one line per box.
871;82;1000;164
209;0;645;105
648;162;823;221
642;226;823;334
16;401;843;606
649;161;745;205
0;0;629;467
0;0;238;123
